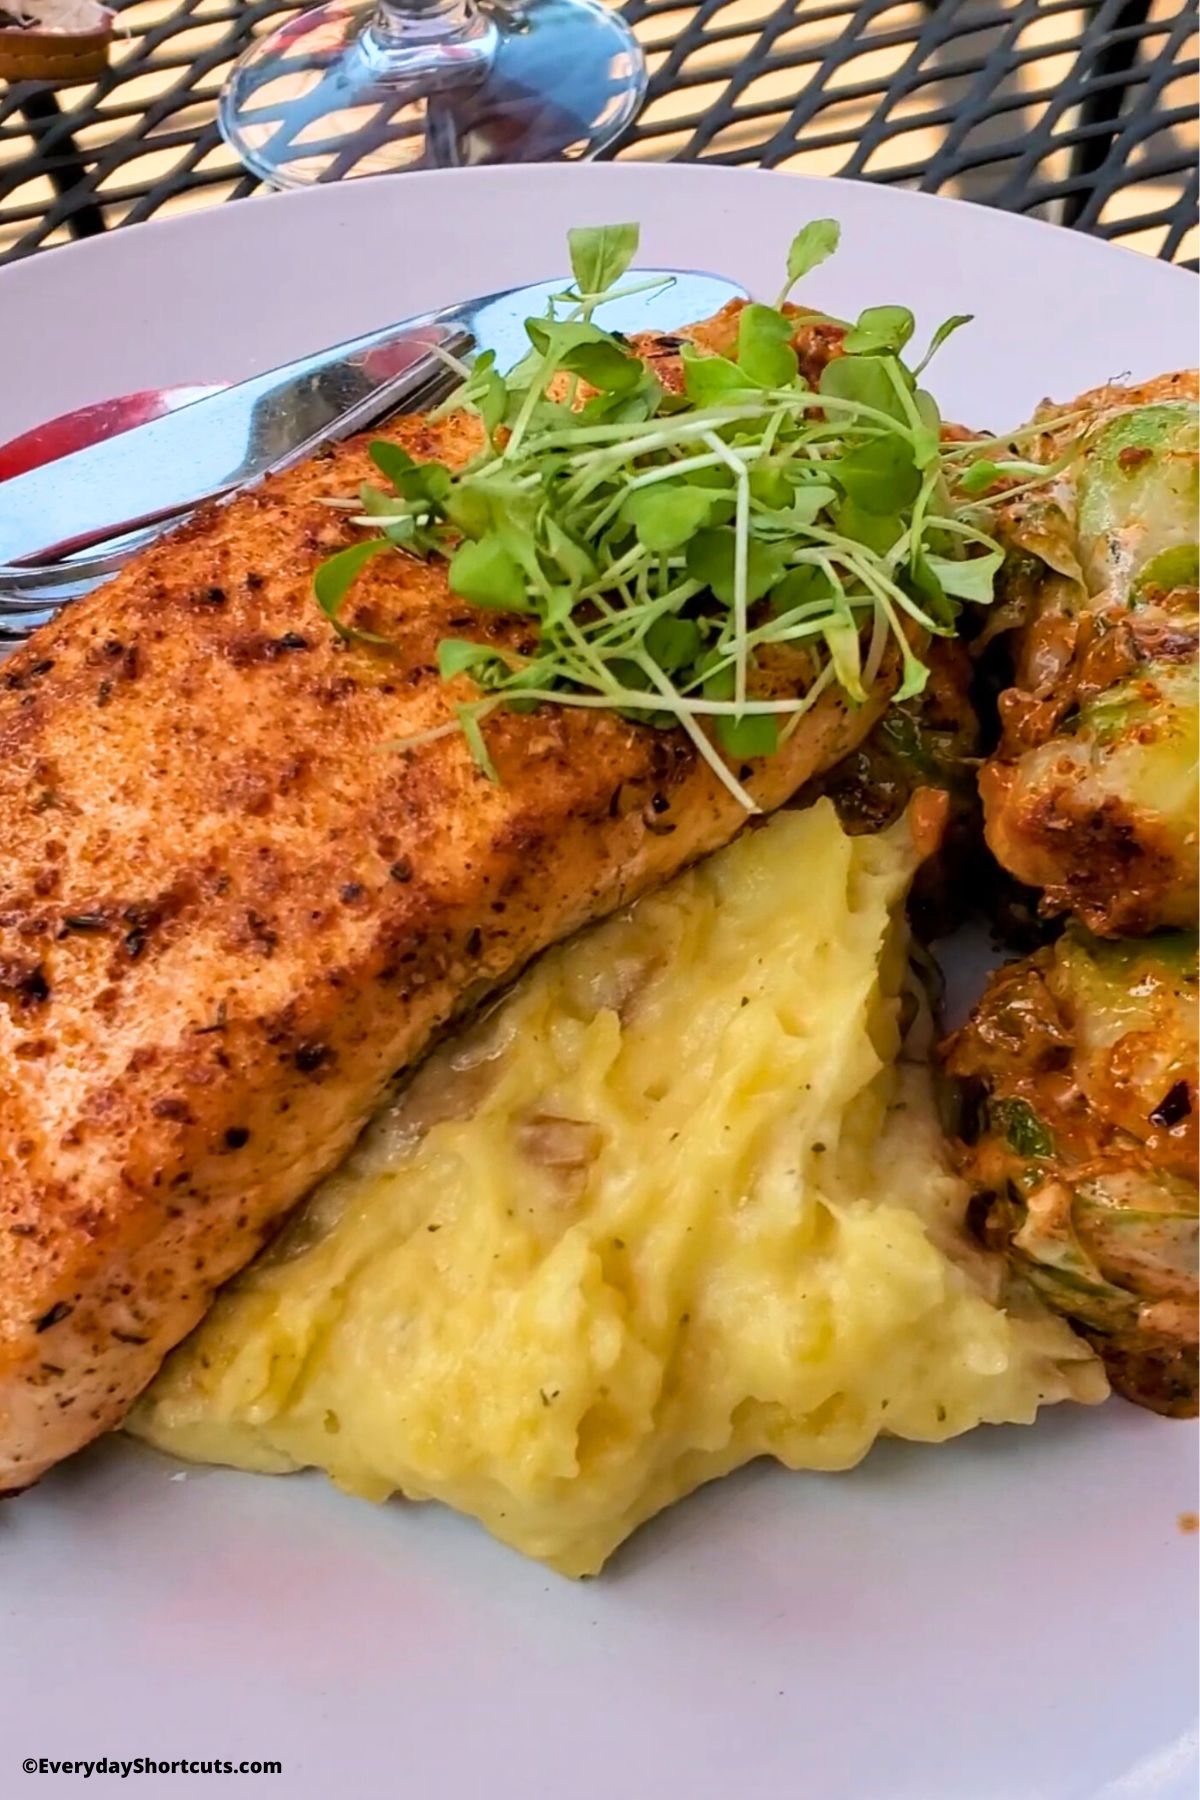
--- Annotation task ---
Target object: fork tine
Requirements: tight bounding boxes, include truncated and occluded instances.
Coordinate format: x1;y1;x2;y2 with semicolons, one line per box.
0;538;161;621
0;618;44;644
0;586;91;610
0;544;142;592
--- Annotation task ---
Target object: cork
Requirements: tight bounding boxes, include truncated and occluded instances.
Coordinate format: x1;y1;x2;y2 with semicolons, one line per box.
0;1;115;82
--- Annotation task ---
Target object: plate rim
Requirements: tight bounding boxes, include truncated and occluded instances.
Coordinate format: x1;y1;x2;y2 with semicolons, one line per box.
3;161;1195;300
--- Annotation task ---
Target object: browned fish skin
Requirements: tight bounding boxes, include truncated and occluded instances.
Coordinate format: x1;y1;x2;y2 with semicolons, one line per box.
0;329;890;1490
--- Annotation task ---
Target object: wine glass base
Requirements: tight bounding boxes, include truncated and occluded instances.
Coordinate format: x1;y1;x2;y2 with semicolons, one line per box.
219;0;648;187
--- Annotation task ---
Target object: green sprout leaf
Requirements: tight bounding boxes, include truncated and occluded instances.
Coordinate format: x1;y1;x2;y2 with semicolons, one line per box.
476;369;507;436
563;340;643;393
957;459;1008;495
770;564;837;616
414;465;451;506
912;314;973;377
909;550;956;628
680;344;755;406
822;616;866;704
458;705;499;783
686;528;788;605
819;354;909;425
842;305;915;356
623;482;716;552
837;436;921;514
442;482;494;543
910;389;942;469
645;616;703;672
922;547;1003;603
748;467;790;510
370;439;450;507
833;498;904;554
717;711;779;758
525;319;641;393
894;635;931;702
955;450;1068;496
579;372;664;425
699;654;733;700
777;219;841;306
369;440;417;488
568;222;639;297
313;539;393;641
736;304;799;388
357;481;409;519
765;482;840;531
448;537;530;611
437;638;504;682
541;515;597;587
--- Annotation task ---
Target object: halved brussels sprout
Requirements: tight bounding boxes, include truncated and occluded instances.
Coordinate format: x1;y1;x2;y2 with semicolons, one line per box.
978;376;1199;934
1075;402;1199;603
979;648;1199;933
942;927;1198;1415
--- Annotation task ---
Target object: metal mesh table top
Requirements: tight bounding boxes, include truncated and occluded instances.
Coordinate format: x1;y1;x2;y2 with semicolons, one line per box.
0;0;1196;267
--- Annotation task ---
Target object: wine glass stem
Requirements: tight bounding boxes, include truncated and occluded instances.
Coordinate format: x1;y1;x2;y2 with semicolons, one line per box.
365;0;498;78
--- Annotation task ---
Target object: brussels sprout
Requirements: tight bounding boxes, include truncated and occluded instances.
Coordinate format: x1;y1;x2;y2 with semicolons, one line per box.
1132;544;1200;607
1075;1172;1199;1301
980;652;1198;933
942;928;1198;1415
979;379;1199;934
1076;403;1199;603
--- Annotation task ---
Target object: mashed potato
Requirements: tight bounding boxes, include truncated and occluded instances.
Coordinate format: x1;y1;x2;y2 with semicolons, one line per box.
130;802;1104;1575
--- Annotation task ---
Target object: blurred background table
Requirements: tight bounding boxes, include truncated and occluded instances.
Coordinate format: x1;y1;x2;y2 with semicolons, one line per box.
0;0;1196;266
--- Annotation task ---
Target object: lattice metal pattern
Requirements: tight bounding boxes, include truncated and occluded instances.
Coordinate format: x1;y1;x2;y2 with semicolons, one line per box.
0;0;1196;265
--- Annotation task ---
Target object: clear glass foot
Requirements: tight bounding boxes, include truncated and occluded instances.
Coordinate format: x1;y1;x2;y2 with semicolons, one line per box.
219;0;648;187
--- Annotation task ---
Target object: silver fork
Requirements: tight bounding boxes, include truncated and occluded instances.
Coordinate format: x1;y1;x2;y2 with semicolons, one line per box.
0;350;466;645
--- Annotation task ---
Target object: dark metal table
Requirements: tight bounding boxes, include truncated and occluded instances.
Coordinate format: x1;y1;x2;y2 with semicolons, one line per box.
0;0;1196;267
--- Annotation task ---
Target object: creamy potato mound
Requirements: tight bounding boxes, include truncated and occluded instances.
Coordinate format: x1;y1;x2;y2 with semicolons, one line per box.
130;802;1104;1574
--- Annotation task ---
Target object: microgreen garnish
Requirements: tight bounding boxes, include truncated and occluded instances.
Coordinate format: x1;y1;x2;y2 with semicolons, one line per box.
313;539;393;642
567;221;640;297
314;220;1009;805
912;314;972;377
776;218;841;307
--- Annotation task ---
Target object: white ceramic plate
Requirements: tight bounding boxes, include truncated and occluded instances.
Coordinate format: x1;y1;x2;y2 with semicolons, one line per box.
1;166;1196;1800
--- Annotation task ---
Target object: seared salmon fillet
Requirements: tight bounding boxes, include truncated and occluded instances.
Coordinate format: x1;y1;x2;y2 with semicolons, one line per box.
0;320;892;1491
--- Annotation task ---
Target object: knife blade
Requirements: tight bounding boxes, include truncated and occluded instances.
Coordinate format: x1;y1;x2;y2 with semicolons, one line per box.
0;271;747;568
